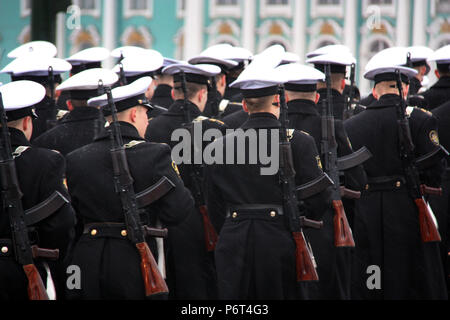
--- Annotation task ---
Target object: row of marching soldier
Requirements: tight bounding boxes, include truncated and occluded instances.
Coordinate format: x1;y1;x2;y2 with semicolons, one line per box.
0;40;449;300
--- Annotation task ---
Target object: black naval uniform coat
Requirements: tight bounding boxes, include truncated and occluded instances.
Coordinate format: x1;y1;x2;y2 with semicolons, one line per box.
31;95;60;142
33;106;105;156
205;112;331;300
65;122;194;300
344;94;448;300
317;88;347;120
423;76;450;110
431;101;450;293
0;128;76;300
287;99;367;300
151;84;174;109
221;109;248;129
145;100;228;300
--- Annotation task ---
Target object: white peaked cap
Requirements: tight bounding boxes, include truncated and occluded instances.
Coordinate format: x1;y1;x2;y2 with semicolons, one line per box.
6;55;72;76
110;46;149;59
407;46;434;63
306;50;356;66
306;44;351;59
66;47;111;65
113;49;164;76
281;51;300;64
0;80;46;110
364;47;418;80
8;41;57;59
88;76;152;108
163;63;221;77
428;44;450;64
275;63;325;85
188;44;239;70
56;68;119;92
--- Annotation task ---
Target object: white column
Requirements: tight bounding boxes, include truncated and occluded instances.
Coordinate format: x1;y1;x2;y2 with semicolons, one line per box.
412;0;427;46
103;0;117;68
344;0;357;57
184;0;204;60
56;12;66;59
396;0;411;47
292;0;307;62
242;0;256;53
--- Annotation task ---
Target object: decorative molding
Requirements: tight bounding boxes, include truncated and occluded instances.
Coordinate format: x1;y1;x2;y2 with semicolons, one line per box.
258;19;292;37
207;19;241;36
308;35;339;54
120;26;152;48
20;0;31;17
258;35;292;52
69;25;100;54
260;0;292;19
209;0;241;18
308;19;343;39
18;25;31;44
72;0;102;18
174;27;185;60
177;0;186;18
362;0;397;18
311;0;344;19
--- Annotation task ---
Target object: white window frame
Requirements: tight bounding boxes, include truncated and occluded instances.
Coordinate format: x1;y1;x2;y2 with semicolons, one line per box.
431;0;450;17
123;0;153;18
72;0;101;18
177;0;186;18
362;0;397;18
20;0;31;17
311;0;344;18
260;0;292;19
210;0;241;18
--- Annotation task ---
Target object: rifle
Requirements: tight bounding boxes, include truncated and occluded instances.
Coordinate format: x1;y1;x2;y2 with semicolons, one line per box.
394;70;441;243
279;85;323;282
179;72;218;252
99;83;169;297
344;63;356;120
0;92;52;300
321;64;355;248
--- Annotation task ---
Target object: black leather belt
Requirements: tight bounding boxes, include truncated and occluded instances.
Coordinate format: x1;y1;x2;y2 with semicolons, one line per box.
0;239;13;258
365;176;406;192
83;223;129;240
226;204;284;220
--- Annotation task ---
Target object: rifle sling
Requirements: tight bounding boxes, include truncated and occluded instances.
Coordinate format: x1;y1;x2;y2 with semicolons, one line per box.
135;176;176;209
24;191;69;226
415;146;449;170
337;147;372;171
296;173;334;200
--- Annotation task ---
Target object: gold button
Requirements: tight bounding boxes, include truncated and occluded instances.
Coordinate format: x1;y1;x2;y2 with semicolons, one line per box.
232;212;237;218
270;211;277;218
121;230;128;237
90;229;98;236
1;246;8;254
396;181;401;188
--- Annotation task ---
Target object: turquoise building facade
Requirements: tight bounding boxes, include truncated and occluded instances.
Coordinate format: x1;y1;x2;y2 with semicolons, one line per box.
1;0;450;94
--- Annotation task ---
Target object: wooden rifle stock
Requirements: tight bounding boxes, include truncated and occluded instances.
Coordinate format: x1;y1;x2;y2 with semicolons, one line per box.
420;185;443;197
199;205;218;252
136;242;169;297
23;264;49;300
293;231;319;282
415;198;441;243
332;200;355;247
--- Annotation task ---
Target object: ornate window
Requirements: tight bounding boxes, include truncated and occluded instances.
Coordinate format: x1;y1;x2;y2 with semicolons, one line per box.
260;0;292;18
72;0;101;17
70;26;101;54
362;0;396;18
431;0;450;16
311;0;344;18
210;0;241;18
121;26;152;48
123;0;153;18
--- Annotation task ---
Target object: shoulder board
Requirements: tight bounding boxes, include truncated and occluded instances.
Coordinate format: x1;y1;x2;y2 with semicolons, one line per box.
218;99;230;113
300;130;310;137
56;110;69;121
193;116;210;123
417;107;433;117
124;140;146;149
287;129;295;141
13;146;31;159
406;106;415;117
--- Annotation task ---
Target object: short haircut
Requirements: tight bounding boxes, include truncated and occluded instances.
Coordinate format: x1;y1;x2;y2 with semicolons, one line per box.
174;82;206;100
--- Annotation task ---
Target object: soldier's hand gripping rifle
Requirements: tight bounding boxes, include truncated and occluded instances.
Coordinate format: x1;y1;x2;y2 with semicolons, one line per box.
179;72;218;252
100;83;169;297
279;85;323;282
0;92;56;300
321;64;356;247
394;70;441;243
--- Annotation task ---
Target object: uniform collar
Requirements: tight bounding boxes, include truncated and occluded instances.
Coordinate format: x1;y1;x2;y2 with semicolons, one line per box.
95;121;143;142
287;99;319;116
62;106;101;123
153;84;173;98
431;76;450;89
34;95;56;110
9;127;31;148
317;88;345;102
241;112;280;129
367;94;402;109
167;99;202;118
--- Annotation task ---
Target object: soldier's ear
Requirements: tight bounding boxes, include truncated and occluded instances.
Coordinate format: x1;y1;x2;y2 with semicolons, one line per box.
435;69;440;79
315;93;320;104
242;100;249;113
340;79;346;91
372;87;379;100
67;100;74;111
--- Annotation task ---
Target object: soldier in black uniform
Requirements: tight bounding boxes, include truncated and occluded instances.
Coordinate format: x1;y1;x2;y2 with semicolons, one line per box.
145;63;226;300
56;47;111;111
1;55;72;142
344;48;448;299
33;68;119;156
405;46;434;96
277;63;367;300
150;58;179;109
307;51;357;120
64;77;194;300
0;80;76;300
422;45;450;110
205;50;332;300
